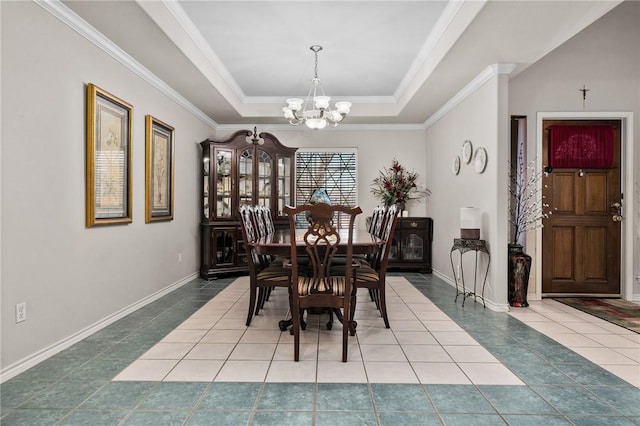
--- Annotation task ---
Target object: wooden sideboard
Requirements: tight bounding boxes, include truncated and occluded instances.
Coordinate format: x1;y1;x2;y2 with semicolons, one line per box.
387;217;433;273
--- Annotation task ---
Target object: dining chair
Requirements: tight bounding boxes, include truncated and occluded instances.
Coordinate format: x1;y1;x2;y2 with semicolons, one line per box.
349;204;398;329
283;203;362;362
252;205;269;239
368;205;386;235
239;205;290;326
261;205;276;234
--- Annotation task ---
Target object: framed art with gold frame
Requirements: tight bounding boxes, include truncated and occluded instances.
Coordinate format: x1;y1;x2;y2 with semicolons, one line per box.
86;83;133;227
145;115;175;222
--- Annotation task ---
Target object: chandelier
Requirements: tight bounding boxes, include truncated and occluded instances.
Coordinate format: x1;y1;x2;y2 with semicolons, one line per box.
282;45;351;130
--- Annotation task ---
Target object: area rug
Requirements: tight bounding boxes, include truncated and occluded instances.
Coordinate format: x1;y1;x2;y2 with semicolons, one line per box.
555;298;640;334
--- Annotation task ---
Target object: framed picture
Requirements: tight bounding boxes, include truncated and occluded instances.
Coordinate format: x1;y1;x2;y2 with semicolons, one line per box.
86;83;133;227
145;115;175;222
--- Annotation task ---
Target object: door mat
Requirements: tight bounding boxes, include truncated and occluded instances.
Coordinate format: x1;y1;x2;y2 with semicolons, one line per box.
555;298;640;334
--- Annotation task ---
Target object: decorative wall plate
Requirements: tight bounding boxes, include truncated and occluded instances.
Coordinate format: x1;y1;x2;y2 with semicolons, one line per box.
452;156;460;175
474;147;487;174
462;140;473;164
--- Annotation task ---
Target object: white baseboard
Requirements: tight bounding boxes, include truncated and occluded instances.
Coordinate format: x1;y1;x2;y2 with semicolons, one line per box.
0;272;199;383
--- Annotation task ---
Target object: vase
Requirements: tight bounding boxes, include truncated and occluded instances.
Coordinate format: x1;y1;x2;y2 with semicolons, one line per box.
508;243;531;307
307;189;332;224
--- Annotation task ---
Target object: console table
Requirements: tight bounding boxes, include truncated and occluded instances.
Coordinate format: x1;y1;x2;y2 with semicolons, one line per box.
450;238;490;307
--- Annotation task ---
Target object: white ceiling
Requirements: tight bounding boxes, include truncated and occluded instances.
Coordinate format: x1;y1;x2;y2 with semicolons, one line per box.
63;0;621;127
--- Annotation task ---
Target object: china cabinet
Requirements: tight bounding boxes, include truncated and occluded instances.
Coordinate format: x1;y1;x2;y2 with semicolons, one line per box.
200;130;297;279
387;217;433;273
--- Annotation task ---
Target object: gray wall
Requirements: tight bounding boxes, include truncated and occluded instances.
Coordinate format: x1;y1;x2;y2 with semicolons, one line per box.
1;2;214;373
425;72;511;310
509;1;640;298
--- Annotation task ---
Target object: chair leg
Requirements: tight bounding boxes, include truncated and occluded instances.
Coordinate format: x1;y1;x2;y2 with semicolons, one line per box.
348;290;357;336
264;286;273;302
342;306;349;362
246;284;257;326
379;284;390;329
300;310;307;330
292;303;300;362
372;288;381;310
255;288;266;315
368;288;375;302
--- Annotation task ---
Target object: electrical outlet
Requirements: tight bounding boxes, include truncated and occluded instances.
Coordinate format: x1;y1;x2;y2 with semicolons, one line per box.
178;253;183;263
16;302;26;323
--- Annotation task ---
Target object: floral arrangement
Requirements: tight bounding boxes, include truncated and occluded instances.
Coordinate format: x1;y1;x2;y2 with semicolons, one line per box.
509;156;552;245
371;159;430;207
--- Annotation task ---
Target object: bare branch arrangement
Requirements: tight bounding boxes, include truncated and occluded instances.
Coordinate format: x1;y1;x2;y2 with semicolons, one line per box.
509;157;552;245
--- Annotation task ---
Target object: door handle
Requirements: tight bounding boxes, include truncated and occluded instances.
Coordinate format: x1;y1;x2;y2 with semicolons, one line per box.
610;202;623;222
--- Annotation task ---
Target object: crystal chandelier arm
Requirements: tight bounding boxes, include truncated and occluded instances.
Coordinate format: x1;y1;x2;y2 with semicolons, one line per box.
282;45;350;129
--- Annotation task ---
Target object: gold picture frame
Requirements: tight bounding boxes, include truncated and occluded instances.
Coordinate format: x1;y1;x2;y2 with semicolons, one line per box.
86;83;133;227
145;115;175;222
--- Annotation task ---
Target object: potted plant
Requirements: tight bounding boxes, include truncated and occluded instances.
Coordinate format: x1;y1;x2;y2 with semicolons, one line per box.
508;156;551;307
371;159;430;212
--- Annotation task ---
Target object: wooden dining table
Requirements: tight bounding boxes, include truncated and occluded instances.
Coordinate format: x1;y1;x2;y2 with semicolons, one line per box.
251;228;385;257
250;227;385;332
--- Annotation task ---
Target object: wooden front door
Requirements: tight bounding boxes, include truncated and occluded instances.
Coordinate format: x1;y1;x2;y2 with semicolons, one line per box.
542;119;622;296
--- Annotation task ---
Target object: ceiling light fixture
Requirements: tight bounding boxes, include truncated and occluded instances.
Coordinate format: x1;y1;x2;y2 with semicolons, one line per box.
282;45;351;130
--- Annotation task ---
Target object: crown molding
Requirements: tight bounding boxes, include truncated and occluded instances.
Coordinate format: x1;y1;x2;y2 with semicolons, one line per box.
423;63;516;129
216;123;427;133
35;0;218;130
394;0;466;100
36;0;513;133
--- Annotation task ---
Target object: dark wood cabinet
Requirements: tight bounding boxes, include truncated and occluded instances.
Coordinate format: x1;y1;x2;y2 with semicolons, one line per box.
200;130;297;279
388;217;433;273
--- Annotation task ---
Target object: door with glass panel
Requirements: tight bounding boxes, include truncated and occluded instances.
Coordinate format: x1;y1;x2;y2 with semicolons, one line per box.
239;148;253;208
257;149;272;209
214;149;233;219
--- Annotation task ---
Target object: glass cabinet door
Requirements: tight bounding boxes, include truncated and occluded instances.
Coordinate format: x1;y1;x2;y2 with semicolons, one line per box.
257;149;272;208
389;234;399;262
402;232;425;261
203;155;210;219
213;228;235;265
277;155;292;216
239;148;253;207
215;149;233;218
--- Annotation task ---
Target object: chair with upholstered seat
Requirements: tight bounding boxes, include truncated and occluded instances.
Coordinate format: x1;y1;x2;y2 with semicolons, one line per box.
239;205;290;326
350;205;398;329
283;203;362;362
251;205;284;309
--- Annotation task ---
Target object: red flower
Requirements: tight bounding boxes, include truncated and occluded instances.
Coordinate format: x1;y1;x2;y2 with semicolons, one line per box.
371;158;431;206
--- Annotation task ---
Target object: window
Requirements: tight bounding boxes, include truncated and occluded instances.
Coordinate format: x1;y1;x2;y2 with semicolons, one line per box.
296;150;357;228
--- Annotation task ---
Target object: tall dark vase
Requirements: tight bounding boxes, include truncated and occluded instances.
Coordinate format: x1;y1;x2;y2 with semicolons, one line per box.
508;244;532;307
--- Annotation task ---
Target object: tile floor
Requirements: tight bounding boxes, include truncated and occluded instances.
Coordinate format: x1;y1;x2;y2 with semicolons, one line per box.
1;273;639;425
